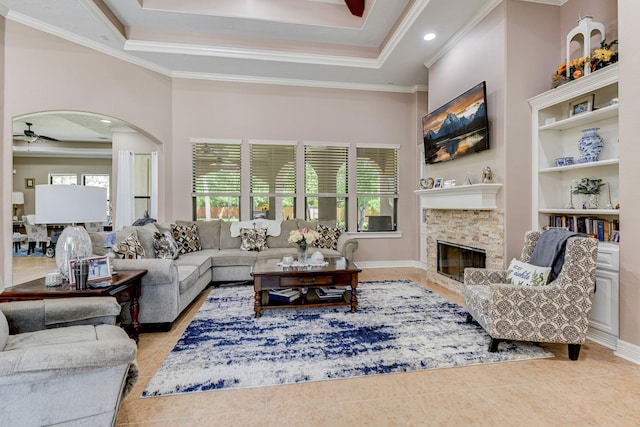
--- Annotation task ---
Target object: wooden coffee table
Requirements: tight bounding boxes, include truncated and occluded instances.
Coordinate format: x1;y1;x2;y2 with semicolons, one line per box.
0;269;146;342
250;258;361;318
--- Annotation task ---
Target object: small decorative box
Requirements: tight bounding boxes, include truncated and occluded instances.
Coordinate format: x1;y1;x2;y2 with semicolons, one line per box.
45;271;62;287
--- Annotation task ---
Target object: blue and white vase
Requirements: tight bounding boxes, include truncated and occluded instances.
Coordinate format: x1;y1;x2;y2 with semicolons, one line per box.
577;128;604;163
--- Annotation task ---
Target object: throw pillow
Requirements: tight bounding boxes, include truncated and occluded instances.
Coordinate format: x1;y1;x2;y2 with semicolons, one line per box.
505;258;552;286
113;233;145;259
315;224;342;250
240;228;268;251
153;232;179;260
172;223;202;254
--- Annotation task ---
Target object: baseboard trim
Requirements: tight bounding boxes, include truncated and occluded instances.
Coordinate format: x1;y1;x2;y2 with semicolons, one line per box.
355;260;425;269
614;339;640;365
587;327;617;350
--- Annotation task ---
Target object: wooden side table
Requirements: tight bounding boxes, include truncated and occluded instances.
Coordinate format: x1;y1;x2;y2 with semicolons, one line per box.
0;269;147;342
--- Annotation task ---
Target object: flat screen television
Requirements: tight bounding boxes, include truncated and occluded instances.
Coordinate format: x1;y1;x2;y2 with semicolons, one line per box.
422;81;489;165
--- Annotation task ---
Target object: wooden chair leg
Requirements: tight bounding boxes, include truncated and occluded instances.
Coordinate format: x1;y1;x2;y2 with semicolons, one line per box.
488;338;503;352
568;344;581;360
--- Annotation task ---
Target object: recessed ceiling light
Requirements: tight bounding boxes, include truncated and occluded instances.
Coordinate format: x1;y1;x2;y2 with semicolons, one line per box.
423;33;436;41
100;119;112;124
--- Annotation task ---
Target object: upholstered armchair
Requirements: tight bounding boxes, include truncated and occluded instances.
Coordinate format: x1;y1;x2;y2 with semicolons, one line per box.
464;231;598;360
0;297;138;426
23;214;50;255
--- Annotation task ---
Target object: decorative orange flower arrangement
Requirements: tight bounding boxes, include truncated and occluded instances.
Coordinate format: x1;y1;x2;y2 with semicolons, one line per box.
552;40;618;88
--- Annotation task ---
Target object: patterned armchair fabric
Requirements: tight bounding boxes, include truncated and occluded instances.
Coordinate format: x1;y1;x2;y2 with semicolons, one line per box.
464;231;598;360
22;215;50;254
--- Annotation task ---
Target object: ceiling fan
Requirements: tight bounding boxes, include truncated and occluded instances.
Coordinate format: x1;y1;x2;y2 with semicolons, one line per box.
14;122;59;143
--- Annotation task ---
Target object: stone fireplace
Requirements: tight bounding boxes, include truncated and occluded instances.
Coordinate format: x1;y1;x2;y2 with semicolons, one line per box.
417;184;504;294
426;209;504;293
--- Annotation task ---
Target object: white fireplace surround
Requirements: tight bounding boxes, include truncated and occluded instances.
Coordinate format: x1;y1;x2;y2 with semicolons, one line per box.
415;183;502;210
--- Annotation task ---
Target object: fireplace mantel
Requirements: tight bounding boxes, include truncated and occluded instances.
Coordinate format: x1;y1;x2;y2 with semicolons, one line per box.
415;183;502;210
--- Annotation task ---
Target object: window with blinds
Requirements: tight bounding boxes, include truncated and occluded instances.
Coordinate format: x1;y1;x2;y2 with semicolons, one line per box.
250;142;296;219
192;141;241;221
356;146;398;231
304;144;348;225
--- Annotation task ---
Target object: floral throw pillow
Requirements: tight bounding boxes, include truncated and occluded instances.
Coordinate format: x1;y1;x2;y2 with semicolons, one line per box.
315;224;342;250
153;232;179;260
172;224;202;254
114;232;145;259
240;228;268;251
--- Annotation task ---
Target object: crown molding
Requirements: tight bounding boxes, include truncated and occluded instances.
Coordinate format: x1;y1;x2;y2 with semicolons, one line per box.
125;40;381;68
79;0;127;45
423;0;503;69
4;11;172;77
12;145;111;158
171;70;421;93
377;0;431;67
3;8;425;94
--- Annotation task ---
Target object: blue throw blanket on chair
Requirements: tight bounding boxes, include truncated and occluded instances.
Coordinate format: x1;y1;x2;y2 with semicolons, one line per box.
529;229;581;281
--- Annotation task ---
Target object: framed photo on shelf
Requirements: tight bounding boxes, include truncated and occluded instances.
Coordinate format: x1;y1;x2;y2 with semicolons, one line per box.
434;177;444;189
569;94;594;117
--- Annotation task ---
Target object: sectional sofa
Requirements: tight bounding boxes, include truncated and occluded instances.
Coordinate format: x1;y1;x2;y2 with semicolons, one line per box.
89;219;358;328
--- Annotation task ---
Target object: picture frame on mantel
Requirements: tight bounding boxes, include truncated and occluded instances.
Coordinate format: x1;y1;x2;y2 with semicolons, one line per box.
569;94;594;117
433;178;444;189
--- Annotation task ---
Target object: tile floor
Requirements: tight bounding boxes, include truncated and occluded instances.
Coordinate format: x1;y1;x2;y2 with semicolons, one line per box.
9;259;640;426
108;267;640;426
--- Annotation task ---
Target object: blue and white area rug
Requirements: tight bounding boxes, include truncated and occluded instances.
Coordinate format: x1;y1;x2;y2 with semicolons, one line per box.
142;280;553;397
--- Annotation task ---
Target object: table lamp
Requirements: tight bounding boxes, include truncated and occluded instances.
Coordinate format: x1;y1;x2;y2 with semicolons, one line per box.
35;185;107;279
12;192;24;220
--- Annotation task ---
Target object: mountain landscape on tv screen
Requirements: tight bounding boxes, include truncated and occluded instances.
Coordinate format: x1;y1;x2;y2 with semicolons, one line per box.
422;83;489;164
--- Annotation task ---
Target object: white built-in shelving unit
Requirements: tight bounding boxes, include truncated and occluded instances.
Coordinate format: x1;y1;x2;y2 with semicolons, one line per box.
529;63;619;349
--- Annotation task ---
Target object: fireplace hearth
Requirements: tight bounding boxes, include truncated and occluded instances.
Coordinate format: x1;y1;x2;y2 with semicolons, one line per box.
437;241;486;283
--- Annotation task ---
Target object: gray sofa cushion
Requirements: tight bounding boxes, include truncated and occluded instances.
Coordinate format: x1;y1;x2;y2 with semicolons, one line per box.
89;229;135;257
176;220;221;250
219;222;242;250
175;252;213;277
266;219;298;248
209;249;257;266
176;265;201;294
2;324;136;373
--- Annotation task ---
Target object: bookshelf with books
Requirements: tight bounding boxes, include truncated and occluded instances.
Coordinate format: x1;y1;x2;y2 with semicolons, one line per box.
529;64;620;349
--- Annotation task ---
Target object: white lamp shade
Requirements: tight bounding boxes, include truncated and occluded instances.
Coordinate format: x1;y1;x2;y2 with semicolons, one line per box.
12;192;24;205
35;185;107;224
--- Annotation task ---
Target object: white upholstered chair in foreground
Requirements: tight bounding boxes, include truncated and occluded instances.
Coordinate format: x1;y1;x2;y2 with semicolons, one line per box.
464;230;598;360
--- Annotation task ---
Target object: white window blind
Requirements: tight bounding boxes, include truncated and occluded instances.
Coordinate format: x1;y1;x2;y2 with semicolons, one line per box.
356;146;398;196
304;144;348;195
192;141;241;195
250;142;296;195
